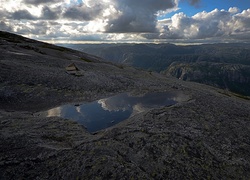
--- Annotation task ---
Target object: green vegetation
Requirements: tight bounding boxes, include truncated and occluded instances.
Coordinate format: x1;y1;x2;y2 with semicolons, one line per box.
80;57;92;63
115;64;124;69
41;44;69;52
231;92;250;100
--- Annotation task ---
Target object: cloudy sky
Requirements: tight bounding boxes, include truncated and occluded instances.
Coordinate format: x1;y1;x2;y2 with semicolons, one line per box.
0;0;250;43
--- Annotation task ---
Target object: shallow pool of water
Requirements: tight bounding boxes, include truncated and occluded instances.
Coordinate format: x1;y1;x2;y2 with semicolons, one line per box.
45;92;188;133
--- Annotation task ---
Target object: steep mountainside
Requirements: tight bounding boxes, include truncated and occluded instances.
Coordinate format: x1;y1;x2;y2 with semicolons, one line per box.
1;31;250;179
164;62;250;96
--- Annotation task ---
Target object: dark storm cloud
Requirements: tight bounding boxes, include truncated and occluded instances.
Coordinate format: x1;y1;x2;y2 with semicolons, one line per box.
0;10;10;19
63;4;103;21
14;20;66;38
120;0;177;11
12;10;36;20
11;6;60;20
24;0;61;5
29;21;48;35
41;6;59;20
106;11;157;33
0;21;13;32
104;0;177;33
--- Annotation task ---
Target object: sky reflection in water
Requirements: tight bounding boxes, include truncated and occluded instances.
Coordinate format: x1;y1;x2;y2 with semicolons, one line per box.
47;92;187;133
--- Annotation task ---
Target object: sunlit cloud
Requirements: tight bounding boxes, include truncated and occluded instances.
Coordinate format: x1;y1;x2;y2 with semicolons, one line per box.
0;0;249;43
155;7;250;42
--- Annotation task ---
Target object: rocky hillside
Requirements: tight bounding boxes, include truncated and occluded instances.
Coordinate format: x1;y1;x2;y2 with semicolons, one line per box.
1;31;250;179
164;62;250;96
0;31;162;111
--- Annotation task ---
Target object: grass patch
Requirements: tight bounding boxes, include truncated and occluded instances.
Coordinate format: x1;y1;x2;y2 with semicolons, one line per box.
218;90;250;100
80;57;92;63
232;93;250;100
41;44;69;52
217;90;231;97
115;64;124;69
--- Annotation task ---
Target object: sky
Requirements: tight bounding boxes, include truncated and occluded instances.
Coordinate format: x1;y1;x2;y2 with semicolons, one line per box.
0;0;250;44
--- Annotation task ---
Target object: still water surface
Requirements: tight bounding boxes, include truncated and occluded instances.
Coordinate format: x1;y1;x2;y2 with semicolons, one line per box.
46;92;187;133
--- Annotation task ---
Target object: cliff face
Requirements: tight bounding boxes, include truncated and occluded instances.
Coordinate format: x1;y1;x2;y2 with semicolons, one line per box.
164;62;250;96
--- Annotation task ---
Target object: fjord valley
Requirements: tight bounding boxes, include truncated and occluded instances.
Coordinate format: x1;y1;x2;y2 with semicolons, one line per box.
62;43;250;96
1;31;250;179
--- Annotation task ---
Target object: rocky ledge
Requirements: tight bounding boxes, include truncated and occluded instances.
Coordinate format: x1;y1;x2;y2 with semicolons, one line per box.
0;31;250;179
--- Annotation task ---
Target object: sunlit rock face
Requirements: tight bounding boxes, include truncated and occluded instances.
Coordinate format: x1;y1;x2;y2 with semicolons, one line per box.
45;92;189;132
47;107;62;117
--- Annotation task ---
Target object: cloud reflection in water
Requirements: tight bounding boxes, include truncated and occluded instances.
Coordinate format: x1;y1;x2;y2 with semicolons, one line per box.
46;92;188;133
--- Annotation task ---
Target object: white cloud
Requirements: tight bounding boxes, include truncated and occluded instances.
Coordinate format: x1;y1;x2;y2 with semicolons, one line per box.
228;7;239;14
0;0;249;43
156;7;250;42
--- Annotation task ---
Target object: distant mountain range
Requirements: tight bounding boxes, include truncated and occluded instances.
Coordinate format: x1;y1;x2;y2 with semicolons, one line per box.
60;43;250;96
59;43;250;71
